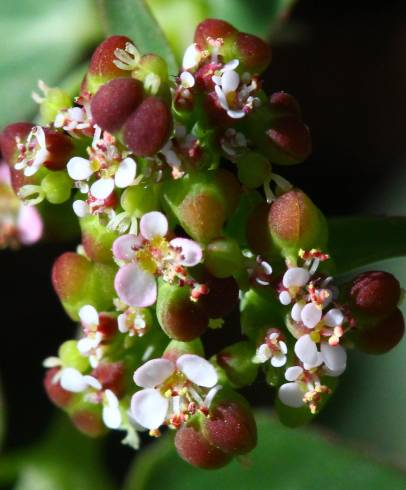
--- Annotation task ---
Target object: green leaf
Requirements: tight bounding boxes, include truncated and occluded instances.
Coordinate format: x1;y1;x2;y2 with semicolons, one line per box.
97;0;178;74
328;216;406;274
0;417;116;490
0;0;101;128
123;413;406;490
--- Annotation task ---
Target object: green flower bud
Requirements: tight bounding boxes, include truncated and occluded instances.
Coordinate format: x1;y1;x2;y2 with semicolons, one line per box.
205;237;243;278
268;189;328;260
38;86;71;124
58;340;89;372
216;341;258;388
80;215;118;264
163;339;205;362
236;151;272;189
41;170;72;204
120;184;160;217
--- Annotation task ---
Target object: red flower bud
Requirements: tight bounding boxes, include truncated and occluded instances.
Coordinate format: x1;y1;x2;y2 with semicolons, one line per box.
90;78;144;132
354;308;404;354
97;313;118;339
175;425;232;469
52;252;93;304
123;96;172;156
204;401;257;455
269;92;301;117
194;19;237;50
235;32;272;74
71;409;106;437
92;361;125;397
350;271;401;316
43;368;73;408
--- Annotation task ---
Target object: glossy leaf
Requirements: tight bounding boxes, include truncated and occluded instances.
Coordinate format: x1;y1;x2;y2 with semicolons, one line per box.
123;413;406;490
97;0;178;74
328;216;406;274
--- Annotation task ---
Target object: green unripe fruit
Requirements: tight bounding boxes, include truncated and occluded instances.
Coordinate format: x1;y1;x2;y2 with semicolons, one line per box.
58;340;89;372
39;87;71;124
120;185;160;217
205;238;243;278
236;151;272;189
268;189;328;259
133;54;170;99
41;171;72;204
163;339;205;362
156;281;208;341
80;215;118;264
216;341;258;388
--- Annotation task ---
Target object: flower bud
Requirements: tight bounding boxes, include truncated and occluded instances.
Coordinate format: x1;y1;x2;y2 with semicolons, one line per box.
216;341;258;387
41;170;72;204
205;237;243;278
71;405;106;437
236;151;272;189
52;252;116;320
234;32;272;74
87;35;133;94
90;78;144;132
353;308;404;354
156;281;209;341
268;189;328;258
58;340;89;372
80;215;118;264
132;54;170;98
204;399;257;455
123;96;172;156
44;368;74;408
349;271;401;316
175;424;232;469
38;87;71;124
194;19;237;51
120;184;160;217
92;362;125;397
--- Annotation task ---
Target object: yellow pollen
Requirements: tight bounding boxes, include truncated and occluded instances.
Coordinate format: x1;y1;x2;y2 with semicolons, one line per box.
136;249;157;274
164;389;172;398
90;159;101;172
310;331;321;343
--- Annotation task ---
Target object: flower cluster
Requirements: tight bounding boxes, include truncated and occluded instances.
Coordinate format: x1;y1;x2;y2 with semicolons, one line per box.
1;18;403;469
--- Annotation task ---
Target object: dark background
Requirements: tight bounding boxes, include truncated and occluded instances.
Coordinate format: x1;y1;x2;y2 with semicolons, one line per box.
2;1;406;485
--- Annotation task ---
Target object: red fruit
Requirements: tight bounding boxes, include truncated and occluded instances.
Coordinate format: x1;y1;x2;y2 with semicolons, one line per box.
0;122;32;164
205;401;257;455
175;425;232;469
97;313;118;339
89;35;133;79
199;274;239;318
71;409;105;437
43;368;73;408
52;252;92;303
90;78;144;132
355;308;405;354
194;19;237;49
266;118;311;163
123;97;172;156
236;32;272;73
92;362;125;396
350;271;401;316
269;92;301;118
42;129;74;171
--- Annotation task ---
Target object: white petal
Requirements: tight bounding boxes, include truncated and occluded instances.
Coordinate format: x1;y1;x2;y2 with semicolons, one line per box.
35;126;47;148
279;341;288;355
301;303;322;329
72;200;90;217
278;382;304;408
117;313;129;333
77;337;97;355
103;405;122;429
67;157;93;181
169;238;202;266
131;388;169;430
112;234;140;261
254;344;272;363
323;308;344;328
90;178;115;200
221;59;239;72
320;343;347;376
83;375;102;390
271;353;287;368
115;158;136;188
114;262;157;307
60;368;87;393
214;84;229;110
227;109;246;119
182;43;201;70
285;366;303;381
180;71;195;88
279;291;291;305
79;304;99;326
294;335;319;366
32;147;48;168
221;70;240;94
212;75;222;86
176;354;218;388
291;301;305;322
133;358;175;388
283;267;310;288
140;211;168;239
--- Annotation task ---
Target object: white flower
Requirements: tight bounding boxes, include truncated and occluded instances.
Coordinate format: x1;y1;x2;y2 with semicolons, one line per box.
294;334;347;375
59;367;101;393
102;389;122;429
15;126;49;177
117;307;148;337
131;355;219;430
54;107;91;133
76;305;103;368
253;332;288;367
